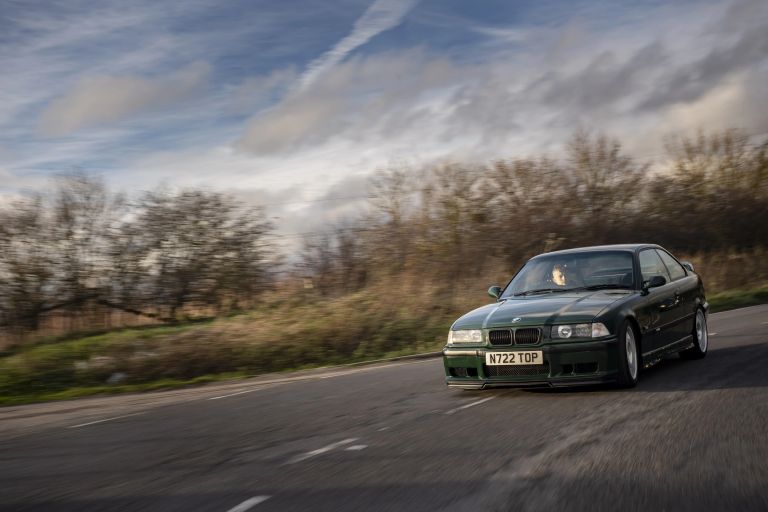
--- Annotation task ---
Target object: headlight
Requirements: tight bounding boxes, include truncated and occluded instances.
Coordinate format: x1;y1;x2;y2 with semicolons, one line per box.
448;329;483;344
591;323;610;337
552;323;610;339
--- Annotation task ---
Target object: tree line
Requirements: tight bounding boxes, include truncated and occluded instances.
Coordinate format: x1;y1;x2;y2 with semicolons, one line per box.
0;174;273;336
1;129;766;339
300;129;768;296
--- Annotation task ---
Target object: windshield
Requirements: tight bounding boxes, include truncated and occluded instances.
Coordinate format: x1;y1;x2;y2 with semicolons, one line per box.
501;251;635;298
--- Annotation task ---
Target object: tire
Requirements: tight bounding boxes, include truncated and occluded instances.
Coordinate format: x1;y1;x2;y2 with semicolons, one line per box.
616;319;640;388
680;308;708;360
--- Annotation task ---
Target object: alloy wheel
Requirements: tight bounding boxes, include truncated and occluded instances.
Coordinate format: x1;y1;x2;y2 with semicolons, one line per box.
695;310;708;352
626;325;638;380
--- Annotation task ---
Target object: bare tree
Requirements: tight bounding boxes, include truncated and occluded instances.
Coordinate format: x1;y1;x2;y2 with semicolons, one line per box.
654;129;768;249
0;197;54;332
367;167;416;274
1;177;275;337
0;173;122;333
483;157;569;263
128;189;273;318
299;225;367;296
566;131;647;244
49;173;123;319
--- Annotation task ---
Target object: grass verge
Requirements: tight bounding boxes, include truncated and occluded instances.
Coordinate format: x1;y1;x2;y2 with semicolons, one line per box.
708;284;768;313
0;285;456;406
3;283;767;406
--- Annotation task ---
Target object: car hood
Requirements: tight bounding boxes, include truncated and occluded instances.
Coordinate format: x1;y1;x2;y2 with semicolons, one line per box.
452;291;633;329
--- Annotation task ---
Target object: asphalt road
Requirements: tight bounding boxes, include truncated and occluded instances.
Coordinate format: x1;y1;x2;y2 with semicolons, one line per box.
2;305;768;512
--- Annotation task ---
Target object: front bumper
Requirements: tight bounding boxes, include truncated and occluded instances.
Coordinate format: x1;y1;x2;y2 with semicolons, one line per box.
443;338;619;389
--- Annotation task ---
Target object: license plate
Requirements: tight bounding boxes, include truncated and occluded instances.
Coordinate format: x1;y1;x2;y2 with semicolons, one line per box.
485;351;543;366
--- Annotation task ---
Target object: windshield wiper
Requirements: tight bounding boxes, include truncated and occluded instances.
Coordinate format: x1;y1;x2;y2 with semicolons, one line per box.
514;288;570;296
567;284;633;291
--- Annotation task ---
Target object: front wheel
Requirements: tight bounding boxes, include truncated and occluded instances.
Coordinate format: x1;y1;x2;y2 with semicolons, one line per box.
616;320;640;388
680;309;708;360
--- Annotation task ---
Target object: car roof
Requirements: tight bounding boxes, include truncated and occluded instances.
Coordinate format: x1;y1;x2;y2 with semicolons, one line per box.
533;244;660;258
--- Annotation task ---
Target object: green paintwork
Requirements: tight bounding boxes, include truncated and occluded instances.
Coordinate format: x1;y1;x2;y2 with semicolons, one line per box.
452;290;631;330
443;244;708;388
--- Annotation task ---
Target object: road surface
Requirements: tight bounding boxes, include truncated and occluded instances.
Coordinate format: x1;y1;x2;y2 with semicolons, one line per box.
2;305;768;511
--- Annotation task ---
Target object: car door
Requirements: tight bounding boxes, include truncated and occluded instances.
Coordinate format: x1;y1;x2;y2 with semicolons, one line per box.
656;249;697;344
636;249;676;355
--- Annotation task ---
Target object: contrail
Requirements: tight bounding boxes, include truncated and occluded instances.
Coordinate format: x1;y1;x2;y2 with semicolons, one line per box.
297;0;419;91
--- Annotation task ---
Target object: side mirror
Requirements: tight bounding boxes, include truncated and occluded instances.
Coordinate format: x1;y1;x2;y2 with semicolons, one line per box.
681;261;694;273
488;285;502;299
643;275;667;291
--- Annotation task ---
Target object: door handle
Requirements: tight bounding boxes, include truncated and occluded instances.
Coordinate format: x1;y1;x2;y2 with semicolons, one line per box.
659;293;680;311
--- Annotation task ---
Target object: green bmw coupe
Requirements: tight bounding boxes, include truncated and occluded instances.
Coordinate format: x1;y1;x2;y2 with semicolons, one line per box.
443;244;709;389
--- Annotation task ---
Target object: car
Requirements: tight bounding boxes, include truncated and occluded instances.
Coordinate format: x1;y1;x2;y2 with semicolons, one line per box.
443;244;708;389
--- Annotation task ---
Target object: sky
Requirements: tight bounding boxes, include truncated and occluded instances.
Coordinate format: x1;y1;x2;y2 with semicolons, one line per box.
1;0;767;239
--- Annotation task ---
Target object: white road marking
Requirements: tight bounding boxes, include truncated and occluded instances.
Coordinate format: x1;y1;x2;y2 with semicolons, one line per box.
67;413;142;429
207;383;284;400
709;332;718;336
377;427;390;431
225;495;270;512
207;361;431;400
345;444;368;451
445;396;497;415
286;438;358;464
55;360;434;429
208;388;266;400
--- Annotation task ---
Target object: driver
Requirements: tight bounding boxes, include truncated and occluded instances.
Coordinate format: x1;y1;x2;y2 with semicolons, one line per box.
551;263;569;287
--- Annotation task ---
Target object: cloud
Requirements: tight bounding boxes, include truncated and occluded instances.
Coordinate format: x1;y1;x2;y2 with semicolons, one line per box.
297;0;419;91
237;94;346;154
0;167;50;201
232;67;299;111
237;49;466;155
270;172;370;226
719;0;768;33
530;42;668;112
663;70;768;139
638;25;768;111
470;25;528;45
235;0;768;181
38;62;211;136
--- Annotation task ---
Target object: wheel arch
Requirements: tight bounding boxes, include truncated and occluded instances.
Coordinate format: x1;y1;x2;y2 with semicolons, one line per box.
623;314;643;355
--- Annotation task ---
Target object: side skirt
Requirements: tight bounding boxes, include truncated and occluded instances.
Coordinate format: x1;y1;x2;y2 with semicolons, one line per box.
642;335;694;368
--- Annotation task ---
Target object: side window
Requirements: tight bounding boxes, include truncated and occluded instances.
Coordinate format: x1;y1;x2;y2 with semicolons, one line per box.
656;250;686;281
638;249;670;284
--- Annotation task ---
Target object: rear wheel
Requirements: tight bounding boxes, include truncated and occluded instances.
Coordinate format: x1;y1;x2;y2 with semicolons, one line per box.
616;320;640;388
680;309;708;360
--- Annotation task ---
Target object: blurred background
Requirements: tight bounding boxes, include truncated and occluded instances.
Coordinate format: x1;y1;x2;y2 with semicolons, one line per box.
1;0;767;399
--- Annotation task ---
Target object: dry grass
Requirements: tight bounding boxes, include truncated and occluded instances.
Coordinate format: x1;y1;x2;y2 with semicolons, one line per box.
3;248;767;405
678;247;768;293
